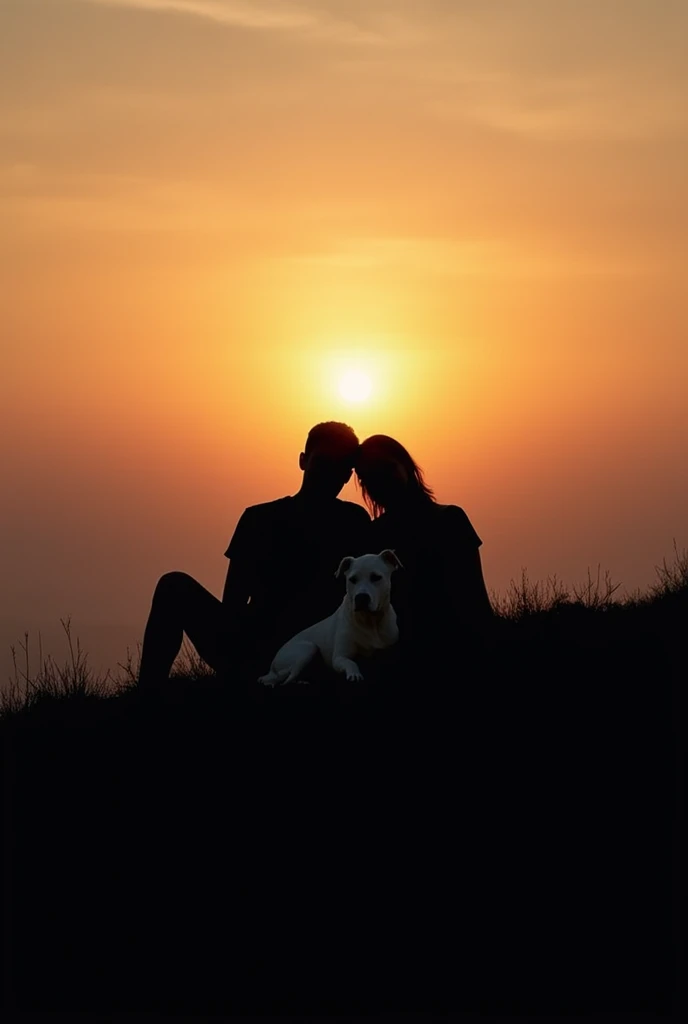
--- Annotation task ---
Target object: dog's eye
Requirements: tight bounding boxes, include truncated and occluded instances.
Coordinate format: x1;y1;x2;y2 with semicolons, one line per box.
370;573;382;582
349;576;358;585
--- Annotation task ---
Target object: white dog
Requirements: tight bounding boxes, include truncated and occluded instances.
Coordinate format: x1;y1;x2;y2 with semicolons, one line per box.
258;549;402;687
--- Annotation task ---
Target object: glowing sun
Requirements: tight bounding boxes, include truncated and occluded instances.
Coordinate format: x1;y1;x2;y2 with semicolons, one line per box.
338;369;373;403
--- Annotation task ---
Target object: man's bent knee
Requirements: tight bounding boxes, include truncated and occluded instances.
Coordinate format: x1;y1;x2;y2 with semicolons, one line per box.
154;571;195;603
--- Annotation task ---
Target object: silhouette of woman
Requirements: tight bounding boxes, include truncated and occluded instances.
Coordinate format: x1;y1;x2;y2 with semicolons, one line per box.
355;434;494;677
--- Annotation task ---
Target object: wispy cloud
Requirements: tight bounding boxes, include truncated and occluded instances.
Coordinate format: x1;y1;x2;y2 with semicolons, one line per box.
280;234;644;279
80;0;383;43
424;68;688;142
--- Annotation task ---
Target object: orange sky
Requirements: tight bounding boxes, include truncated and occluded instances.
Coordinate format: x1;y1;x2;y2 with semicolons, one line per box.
1;0;687;680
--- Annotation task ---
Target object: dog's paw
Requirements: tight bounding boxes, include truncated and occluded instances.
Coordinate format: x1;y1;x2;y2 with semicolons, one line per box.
346;667;364;682
257;675;277;688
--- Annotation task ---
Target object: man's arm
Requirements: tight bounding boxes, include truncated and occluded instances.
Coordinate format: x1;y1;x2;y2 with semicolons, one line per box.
222;508;255;615
222;558;251;615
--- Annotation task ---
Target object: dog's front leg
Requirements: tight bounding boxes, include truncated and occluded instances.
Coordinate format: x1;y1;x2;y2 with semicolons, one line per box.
332;651;363;682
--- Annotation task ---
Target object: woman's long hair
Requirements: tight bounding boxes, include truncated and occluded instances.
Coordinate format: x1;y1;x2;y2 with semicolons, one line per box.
355;434;436;518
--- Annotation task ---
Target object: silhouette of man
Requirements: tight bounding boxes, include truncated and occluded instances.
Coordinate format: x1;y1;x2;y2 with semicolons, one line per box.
137;422;370;691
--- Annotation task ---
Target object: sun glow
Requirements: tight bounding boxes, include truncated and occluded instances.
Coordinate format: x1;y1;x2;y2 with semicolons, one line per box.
338;369;373;403
258;342;433;436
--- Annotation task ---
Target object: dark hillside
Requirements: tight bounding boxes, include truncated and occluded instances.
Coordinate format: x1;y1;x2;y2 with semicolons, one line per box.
2;576;684;1015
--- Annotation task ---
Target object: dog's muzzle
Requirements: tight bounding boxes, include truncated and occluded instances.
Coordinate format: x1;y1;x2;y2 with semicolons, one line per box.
354;592;372;611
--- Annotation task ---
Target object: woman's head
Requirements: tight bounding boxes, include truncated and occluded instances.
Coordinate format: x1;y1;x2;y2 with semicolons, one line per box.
355;435;435;517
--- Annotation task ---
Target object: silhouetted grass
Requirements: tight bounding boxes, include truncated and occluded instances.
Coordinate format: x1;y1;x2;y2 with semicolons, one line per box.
1;618;216;722
2;550;683;1014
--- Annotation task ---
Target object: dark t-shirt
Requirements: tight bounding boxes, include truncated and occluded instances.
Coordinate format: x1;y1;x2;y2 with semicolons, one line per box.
368;502;483;643
225;495;370;653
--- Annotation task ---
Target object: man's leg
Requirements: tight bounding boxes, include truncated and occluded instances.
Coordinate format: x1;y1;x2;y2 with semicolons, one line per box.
137;571;238;690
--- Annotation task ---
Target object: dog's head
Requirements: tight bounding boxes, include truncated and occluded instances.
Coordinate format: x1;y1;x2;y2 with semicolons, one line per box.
335;550;402;614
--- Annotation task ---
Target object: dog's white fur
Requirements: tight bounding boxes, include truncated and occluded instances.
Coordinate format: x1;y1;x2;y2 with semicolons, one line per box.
258;550;402;687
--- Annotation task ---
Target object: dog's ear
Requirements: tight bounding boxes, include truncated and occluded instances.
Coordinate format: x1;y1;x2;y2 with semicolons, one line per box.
379;549;403;570
335;556;355;578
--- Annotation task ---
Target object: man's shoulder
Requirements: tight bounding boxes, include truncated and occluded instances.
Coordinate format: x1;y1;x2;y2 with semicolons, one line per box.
239;496;369;528
240;496;292;520
225;498;292;557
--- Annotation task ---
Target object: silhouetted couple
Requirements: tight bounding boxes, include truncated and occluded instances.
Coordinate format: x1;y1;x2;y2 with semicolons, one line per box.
137;421;494;694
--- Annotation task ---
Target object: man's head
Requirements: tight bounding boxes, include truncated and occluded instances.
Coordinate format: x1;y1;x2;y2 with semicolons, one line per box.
335;549;402;614
298;421;360;499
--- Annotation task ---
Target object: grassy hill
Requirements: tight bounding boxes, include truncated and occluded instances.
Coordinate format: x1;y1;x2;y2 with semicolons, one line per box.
2;554;684;1015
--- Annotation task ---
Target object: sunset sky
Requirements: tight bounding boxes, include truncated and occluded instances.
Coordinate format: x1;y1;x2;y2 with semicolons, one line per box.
2;0;687;680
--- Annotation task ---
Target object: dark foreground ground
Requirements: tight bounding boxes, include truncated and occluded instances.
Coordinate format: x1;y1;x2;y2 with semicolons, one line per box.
2;603;684;1016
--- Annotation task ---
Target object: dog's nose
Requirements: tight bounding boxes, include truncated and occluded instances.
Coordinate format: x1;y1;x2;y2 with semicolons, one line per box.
354;592;371;610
